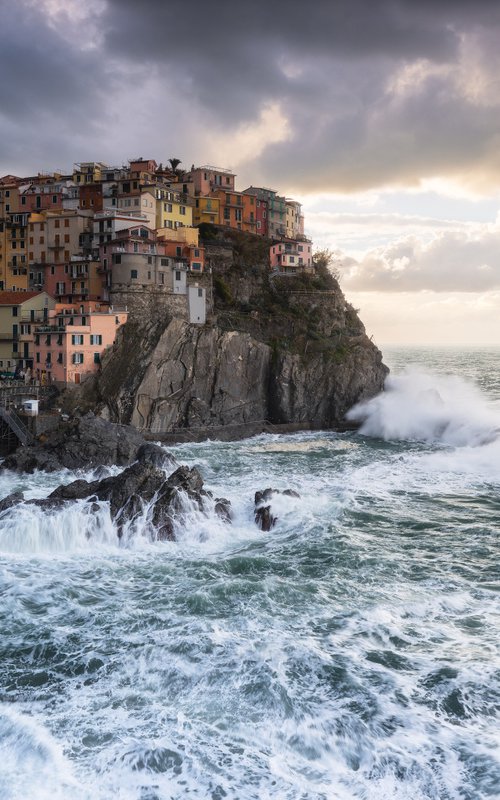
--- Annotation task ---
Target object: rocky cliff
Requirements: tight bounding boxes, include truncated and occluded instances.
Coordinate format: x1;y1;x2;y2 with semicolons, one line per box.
70;232;388;434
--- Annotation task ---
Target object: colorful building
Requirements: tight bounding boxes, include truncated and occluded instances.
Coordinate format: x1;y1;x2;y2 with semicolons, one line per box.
0;290;55;374
193;195;220;226
244;187;287;239
270;239;314;273
33;301;128;384
211;189;257;234
188;165;236;195
154;187;193;230
285;199;304;240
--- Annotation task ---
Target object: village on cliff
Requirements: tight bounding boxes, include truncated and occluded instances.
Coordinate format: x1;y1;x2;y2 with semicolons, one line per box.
0;159;314;386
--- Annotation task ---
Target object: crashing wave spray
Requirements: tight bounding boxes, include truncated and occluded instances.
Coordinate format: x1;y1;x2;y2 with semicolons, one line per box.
347;370;500;446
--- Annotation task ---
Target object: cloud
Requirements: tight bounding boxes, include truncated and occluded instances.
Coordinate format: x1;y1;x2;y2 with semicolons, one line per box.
340;225;500;292
347;290;500;345
2;0;500;197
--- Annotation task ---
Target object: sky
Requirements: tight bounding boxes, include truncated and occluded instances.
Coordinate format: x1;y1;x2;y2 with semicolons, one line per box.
2;0;500;345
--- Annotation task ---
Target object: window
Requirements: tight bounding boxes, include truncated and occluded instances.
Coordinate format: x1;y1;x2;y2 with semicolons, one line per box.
113;254;121;264
94;353;101;364
180;206;186;215
55;219;60;228
175;270;181;281
21;196;26;206
194;249;199;257
160;273;165;284
176;247;181;257
52;195;57;203
72;353;84;364
12;307;18;317
131;269;138;279
45;335;51;345
198;288;203;297
191;262;201;271
36;352;40;363
64;219;69;228
57;353;63;364
71;334;84;345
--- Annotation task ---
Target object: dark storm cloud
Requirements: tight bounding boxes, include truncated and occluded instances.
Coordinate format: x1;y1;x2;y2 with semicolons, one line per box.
2;0;500;191
99;0;500;191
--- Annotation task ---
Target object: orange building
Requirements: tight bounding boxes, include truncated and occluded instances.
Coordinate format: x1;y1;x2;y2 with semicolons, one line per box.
211;189;257;234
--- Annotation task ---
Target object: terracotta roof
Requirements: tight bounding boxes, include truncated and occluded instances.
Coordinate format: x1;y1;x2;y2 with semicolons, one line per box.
0;291;46;306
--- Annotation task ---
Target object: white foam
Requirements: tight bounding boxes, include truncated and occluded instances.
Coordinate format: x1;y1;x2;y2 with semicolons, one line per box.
348;370;500;447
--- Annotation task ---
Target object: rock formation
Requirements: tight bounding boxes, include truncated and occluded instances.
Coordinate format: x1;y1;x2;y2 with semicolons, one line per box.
0;413;150;473
68;234;388;436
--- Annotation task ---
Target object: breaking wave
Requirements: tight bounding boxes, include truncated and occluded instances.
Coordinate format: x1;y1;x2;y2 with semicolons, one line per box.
347;370;500;447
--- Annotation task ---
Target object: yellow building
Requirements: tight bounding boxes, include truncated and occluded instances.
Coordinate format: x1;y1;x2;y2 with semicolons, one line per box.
0;179;29;290
0;290;55;374
156;226;199;246
193;195;220;226
155;187;193;230
73;162;108;184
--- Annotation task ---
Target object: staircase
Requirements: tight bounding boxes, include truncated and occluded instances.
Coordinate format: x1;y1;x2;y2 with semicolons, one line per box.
0;406;34;446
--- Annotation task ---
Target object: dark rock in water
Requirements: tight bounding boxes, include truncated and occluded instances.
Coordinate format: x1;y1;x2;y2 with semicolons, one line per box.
253;487;300;531
1;413;146;474
136;442;177;470
44;461;207;540
214;497;232;523
150;466;207;540
0;491;24;514
255;504;277;532
282;489;300;498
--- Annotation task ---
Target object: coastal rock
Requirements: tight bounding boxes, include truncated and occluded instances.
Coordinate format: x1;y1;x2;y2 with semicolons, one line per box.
0;491;24;514
71;256;387;436
255;504;277;532
1;414;147;474
253;487;301;531
214;497;232;523
33;462;207;539
136;442;177;470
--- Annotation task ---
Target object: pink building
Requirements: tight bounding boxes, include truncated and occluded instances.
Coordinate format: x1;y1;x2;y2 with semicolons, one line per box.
188;165;236;195
270;239;314;273
33;301;127;384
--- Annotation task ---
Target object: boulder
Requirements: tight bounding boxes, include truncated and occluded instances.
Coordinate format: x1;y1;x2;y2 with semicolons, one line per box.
136;442;177;470
253;487;300;531
1;414;147;474
214;497;232;523
255;504;277;532
0;491;24;514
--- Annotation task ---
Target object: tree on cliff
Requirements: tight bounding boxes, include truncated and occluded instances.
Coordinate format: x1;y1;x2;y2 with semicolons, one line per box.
313;249;341;281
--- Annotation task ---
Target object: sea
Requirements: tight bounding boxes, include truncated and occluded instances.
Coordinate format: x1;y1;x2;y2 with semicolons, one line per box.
0;346;499;800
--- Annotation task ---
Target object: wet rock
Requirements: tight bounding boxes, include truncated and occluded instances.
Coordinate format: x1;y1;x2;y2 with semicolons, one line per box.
214;497;232;523
136;442;177;470
1;414;146;474
151;466;207;540
44;462;208;540
255;504;277;532
0;491;24;514
253;487;300;531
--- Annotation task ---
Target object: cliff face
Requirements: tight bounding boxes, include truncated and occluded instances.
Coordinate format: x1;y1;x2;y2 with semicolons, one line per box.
74;235;387;434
